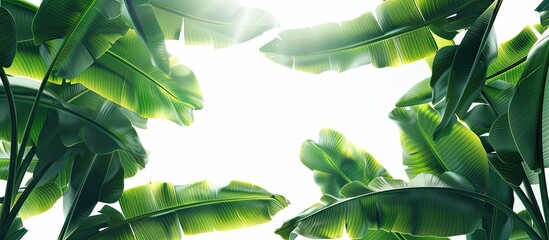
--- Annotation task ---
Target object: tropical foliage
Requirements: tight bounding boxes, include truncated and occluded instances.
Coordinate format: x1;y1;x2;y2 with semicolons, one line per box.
0;0;287;239
5;0;549;239
261;0;549;239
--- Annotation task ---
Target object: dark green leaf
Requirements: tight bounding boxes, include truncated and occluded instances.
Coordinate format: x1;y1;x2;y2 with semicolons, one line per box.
536;0;549;11
0;7;17;67
390;104;488;193
482;80;515;116
68;181;288;239
2;0;36;41
487;153;524;187
434;0;501;140
122;0;170;73
59;151;124;239
508;32;549;170
482;169;514;240
490;114;523;164
276;173;483;239
431;46;458;104
5;217;27;240
463;104;498;135
33;0;129;78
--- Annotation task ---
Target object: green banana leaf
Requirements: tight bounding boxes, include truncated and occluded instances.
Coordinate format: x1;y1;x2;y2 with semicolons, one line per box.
508;31;549;170
68;180;288;239
430;46;458;105
510;210;536;240
467;229;488;240
276;172;483;239
0;76;146;169
68;30;203;126
463;104;498;135
354;231;448;240
434;0;500;139
260;0;491;73
6;1;202;126
487;153;523;187
490;114;523;165
482;169;514;240
482;80;514;116
537;0;549;11
396;78;431;107
300;129;391;197
0;7;17;68
486;26;541;84
33;0;129;78
49;83;148;130
121;0;171;73
5;216;26;240
59;150;124;239
396;26;539;108
17;181;62;220
3;0;35;41
389;104;488;193
302;129;447;240
541;11;549;27
146;0;278;47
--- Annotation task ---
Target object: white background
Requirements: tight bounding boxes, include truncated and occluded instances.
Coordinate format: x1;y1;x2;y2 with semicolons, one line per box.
11;0;541;239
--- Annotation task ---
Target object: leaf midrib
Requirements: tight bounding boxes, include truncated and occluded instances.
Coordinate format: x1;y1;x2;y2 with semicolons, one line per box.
89;195;283;239
262;0;483;56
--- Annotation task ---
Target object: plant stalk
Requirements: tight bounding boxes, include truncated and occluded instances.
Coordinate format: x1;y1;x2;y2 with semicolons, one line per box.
539;169;549;235
0;68;18;230
524;175;544;222
14;146;37;191
0;160;53;239
15;67;52;165
513;185;548;239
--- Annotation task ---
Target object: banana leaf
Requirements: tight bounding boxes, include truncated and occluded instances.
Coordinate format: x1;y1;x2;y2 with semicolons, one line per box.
68;31;203;126
0;76;146;169
59;150;124;239
260;0;492;73
434;0;500;139
510;210;536;240
390;104;488;193
145;0;278;47
276;172;483;239
33;0;129;78
0;7;17;68
68;181;288;239
482;169;514;240
508;31;549;170
122;0;171;73
395;25;540;108
300;129;391;197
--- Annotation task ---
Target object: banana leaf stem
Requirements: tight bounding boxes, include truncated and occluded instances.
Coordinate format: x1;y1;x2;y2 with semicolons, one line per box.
0;159;53;239
14;146;37;191
0;68;18;230
15;67;51;165
538;169;549;235
513;185;548;239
